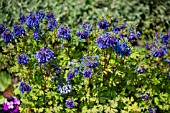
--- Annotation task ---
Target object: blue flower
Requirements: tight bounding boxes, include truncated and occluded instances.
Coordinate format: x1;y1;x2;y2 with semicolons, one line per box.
67;70;77;81
113;26;121;34
1;28;14;43
98;20;109;30
13;23;26;37
105;32;118;47
57;24;71;41
0;23;5;34
19;82;32;93
33;30;40;41
148;108;157;113
82;69;93;78
65;99;74;108
96;34;108;49
151;46;168;58
18;53;29;65
136;67;146;74
86;56;99;68
140;92;150;100
114;42;131;57
19;13;26;24
25;12;39;28
58;83;72;94
48;18;57;31
46;12;55;21
37;10;45;21
35;47;54;68
81;21;92;31
77;30;90;39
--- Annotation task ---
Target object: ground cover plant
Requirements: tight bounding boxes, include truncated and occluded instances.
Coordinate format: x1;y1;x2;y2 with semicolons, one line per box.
0;3;170;113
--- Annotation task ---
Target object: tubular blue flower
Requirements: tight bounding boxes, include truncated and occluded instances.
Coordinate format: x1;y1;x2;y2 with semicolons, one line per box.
98;20;109;30
19;13;26;24
96;34;108;49
37;10;45;21
35;47;54;68
128;31;137;41
13;23;26;37
25;12;39;28
65;99;74;108
87;60;98;68
82;69;93;78
0;23;5;34
136;67;146;74
67;71;76;81
151;46;168;58
161;34;169;45
81;21;92;31
113;26;121;34
148;108;157;113
57;24;71;41
48;18;57;31
19;82;32;93
3;96;20;113
33;29;40;41
86;55;99;68
114;42;131;57
1;28;14;43
140;92;150;100
58;83;72;94
77;30;90;39
18;53;29;65
105;32;118;47
46;12;55;21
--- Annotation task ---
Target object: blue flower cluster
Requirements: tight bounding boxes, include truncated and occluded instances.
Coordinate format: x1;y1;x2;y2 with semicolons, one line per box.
65;99;74;108
1;28;14;43
19;82;32;93
35;47;54;68
98;20;109;30
77;21;92;40
58;82;72;94
25;12;40;29
146;31;169;58
114;42;131;57
140;91;150;100
13;23;26;37
96;18;139;57
17;53;29;65
80;56;99;78
97;32;118;49
57;24;71;41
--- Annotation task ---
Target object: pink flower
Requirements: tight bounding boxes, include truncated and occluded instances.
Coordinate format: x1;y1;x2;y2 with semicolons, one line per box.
3;103;8;111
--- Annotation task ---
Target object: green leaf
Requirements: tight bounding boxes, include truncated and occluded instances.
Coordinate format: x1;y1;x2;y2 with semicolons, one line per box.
0;95;5;104
0;71;11;92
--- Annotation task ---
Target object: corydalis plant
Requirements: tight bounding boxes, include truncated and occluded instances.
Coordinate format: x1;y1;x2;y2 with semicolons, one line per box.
35;47;54;68
57;24;71;41
19;82;32;93
1;28;14;43
77;21;92;40
17;53;29;65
